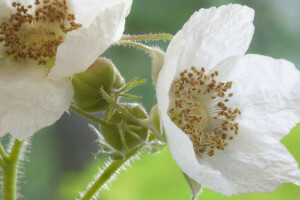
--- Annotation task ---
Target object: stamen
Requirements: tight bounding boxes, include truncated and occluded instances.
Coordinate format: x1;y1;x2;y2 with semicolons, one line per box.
0;0;82;65
168;66;241;157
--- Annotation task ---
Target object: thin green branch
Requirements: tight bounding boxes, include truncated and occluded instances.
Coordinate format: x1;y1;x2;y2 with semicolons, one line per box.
121;33;173;41
70;105;116;129
116;40;153;53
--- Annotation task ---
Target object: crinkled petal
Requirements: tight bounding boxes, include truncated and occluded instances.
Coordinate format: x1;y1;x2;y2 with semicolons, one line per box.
48;0;133;80
165;4;254;75
213;54;300;144
198;143;300;195
0;59;74;140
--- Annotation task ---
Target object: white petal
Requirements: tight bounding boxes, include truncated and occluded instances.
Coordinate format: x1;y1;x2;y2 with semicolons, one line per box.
164;4;254;75
0;0;13;24
157;47;232;193
160;115;233;195
213;54;300;144
48;0;133;80
161;117;300;196
0;58;74;140
198;143;300;195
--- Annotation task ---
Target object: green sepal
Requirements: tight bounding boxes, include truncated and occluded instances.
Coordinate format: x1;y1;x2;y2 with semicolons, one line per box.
98;142;113;153
149;104;166;142
100;103;148;153
72;58;125;112
148;140;167;154
183;173;203;200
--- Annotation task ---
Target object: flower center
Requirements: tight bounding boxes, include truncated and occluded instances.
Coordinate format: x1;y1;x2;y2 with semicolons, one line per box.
168;66;241;157
0;0;81;65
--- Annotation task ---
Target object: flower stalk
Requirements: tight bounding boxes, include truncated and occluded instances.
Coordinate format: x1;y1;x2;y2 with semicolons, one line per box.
121;33;173;41
69;105;117;129
80;139;151;200
1;139;24;200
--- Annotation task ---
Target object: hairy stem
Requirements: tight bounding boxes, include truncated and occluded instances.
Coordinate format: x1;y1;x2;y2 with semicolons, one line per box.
80;141;149;200
116;40;154;53
121;33;173;41
2;139;24;200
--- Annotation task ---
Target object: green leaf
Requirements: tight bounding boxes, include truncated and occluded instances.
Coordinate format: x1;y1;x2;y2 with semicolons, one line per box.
148;141;167;154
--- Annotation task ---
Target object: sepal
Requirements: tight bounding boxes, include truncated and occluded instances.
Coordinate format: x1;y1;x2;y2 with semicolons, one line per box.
148;140;167;154
100;103;148;153
149;104;166;142
183;173;203;200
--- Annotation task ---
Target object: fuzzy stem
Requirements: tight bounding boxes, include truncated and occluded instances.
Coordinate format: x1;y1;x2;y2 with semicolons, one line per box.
70;105;116;129
121;33;173;41
80;141;148;200
2;139;24;200
117;40;153;53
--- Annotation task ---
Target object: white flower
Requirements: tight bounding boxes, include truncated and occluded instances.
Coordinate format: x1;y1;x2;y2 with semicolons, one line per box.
0;0;132;140
156;4;300;196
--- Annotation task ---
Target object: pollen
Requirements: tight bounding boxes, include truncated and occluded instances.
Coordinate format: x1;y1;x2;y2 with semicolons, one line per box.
0;0;82;65
168;66;241;157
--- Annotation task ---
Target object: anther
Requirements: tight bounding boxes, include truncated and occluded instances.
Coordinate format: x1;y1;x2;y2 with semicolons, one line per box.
168;66;241;157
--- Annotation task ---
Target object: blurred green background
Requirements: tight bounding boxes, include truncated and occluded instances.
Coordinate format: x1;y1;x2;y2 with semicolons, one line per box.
2;0;300;199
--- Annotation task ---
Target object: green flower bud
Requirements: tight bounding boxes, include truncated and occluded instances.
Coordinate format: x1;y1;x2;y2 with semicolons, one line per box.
72;58;125;112
100;103;148;153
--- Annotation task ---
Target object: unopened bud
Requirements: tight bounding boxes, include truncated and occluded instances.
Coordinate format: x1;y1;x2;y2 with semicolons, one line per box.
72;58;125;112
100;103;148;153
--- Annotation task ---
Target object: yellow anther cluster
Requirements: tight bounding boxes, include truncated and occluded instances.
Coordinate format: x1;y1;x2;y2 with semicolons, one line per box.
168;66;241;157
0;0;82;65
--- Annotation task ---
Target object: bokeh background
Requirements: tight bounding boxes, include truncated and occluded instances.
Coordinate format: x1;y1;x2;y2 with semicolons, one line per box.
1;0;300;199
